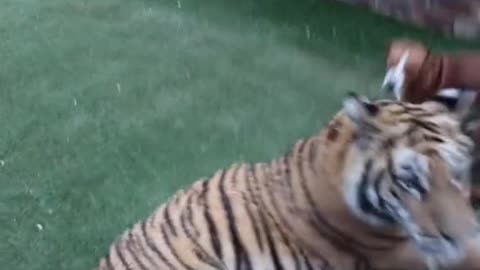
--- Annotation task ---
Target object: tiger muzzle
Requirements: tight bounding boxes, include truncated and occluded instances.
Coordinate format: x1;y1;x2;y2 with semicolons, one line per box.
384;196;478;268
413;233;466;268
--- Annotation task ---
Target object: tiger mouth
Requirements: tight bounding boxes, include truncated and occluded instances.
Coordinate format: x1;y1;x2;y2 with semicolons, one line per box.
414;233;456;253
389;210;466;267
382;201;466;267
412;234;464;268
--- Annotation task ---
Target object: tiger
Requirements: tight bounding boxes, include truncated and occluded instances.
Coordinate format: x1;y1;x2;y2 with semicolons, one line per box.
381;43;480;205
95;91;480;270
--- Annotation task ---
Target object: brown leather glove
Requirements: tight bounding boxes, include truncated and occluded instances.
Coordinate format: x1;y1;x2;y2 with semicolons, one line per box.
386;39;480;104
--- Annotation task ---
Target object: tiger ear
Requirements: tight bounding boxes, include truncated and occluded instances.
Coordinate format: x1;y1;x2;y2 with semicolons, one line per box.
382;50;409;101
430;88;477;119
343;93;379;128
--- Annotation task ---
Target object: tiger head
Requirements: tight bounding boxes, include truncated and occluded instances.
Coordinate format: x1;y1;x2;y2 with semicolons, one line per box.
339;91;478;268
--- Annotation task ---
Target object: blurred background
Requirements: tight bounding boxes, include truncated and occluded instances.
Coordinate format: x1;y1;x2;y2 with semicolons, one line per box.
1;0;479;269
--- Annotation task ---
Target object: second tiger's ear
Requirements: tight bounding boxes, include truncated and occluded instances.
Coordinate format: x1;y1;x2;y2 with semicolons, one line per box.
431;88;477;120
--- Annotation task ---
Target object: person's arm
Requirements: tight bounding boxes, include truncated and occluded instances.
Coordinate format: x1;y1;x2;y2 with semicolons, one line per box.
385;39;480;104
442;53;480;104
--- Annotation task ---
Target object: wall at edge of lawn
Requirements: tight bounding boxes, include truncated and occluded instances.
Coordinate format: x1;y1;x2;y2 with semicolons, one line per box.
337;0;480;40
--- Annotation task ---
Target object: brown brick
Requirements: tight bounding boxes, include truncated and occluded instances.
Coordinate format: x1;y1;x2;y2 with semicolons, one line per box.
336;0;480;39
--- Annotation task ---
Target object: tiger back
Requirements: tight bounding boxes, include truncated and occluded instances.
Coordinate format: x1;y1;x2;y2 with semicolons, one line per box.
95;92;480;270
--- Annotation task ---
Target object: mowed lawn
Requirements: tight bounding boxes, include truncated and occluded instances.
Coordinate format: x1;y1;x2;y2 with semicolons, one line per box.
1;0;478;269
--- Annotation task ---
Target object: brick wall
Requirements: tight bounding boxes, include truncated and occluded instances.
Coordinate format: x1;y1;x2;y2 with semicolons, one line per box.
337;0;480;39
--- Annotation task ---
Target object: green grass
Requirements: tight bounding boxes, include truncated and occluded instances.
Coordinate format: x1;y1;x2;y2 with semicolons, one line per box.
1;0;479;269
